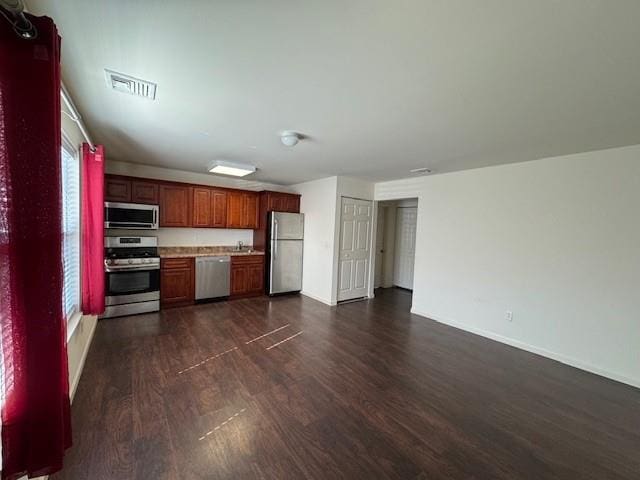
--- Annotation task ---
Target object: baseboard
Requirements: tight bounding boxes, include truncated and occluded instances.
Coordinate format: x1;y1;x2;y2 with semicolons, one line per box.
301;291;336;306
70;316;98;402
410;308;640;390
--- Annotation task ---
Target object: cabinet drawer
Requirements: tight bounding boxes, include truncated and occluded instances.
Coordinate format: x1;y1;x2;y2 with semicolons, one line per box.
161;257;193;269
231;255;264;265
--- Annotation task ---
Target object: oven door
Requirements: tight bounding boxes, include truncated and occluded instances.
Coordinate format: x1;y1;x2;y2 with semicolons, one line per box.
104;202;159;229
105;266;160;306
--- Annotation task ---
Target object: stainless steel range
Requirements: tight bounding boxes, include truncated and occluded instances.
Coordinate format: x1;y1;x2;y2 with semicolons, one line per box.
101;236;160;318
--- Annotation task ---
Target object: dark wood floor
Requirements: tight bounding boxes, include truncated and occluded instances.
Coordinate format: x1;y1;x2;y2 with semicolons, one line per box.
54;288;640;480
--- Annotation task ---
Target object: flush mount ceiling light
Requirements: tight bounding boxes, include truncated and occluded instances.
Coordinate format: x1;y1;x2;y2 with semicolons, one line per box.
209;160;256;177
410;167;432;174
280;131;301;147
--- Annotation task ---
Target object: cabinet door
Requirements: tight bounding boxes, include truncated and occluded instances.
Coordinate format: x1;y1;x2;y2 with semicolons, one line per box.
160;185;191;227
267;194;280;212
131;180;159;204
211;190;227;227
192;187;211;227
285;195;300;213
242;192;259;229
160;259;194;307
247;263;264;293
226;192;244;228
105;177;131;202
230;265;247;295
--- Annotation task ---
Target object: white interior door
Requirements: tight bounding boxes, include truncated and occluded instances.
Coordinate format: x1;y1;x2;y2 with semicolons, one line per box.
393;207;417;289
338;197;373;301
374;206;385;288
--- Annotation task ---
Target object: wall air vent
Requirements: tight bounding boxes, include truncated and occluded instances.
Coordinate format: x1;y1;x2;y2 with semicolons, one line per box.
104;69;157;100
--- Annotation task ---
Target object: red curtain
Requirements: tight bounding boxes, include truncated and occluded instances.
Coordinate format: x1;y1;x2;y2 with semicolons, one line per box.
0;14;72;480
81;143;105;314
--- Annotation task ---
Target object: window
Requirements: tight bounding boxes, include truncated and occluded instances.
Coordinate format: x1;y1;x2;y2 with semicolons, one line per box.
61;139;80;319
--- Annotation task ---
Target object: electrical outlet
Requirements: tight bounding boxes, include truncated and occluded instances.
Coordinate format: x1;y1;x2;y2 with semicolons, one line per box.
505;311;513;322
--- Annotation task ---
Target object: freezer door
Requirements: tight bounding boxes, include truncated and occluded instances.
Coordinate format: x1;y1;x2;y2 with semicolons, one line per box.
271;212;304;240
269;239;303;294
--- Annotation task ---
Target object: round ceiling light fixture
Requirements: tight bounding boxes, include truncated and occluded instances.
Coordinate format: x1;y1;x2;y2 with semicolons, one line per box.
280;131;301;147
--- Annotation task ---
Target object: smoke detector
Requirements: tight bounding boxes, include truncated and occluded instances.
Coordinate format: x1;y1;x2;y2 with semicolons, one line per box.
280;131;301;147
105;69;157;100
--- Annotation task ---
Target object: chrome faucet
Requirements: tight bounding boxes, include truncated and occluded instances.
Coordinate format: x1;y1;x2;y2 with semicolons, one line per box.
236;240;244;251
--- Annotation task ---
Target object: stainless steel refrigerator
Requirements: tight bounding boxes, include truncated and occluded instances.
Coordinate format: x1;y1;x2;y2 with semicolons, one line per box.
267;211;304;295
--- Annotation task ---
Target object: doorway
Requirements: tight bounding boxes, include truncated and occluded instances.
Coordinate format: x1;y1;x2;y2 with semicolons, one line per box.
374;198;418;292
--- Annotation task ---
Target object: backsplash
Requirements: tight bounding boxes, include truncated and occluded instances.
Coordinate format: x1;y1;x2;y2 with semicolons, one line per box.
105;228;253;247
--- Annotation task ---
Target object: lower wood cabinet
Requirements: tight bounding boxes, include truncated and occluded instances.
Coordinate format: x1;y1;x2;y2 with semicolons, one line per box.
160;257;195;308
230;255;264;298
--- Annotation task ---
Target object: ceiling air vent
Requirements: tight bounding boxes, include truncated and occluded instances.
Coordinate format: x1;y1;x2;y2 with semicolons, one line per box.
104;69;157;100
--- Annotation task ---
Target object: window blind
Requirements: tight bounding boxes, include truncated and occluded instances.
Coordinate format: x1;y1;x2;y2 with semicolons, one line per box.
61;143;80;318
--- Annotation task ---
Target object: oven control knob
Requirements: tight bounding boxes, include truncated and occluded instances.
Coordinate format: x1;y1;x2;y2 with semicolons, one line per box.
128;259;134;264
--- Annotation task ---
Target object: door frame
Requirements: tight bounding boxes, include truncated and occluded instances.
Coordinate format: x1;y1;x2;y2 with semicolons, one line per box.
392;205;418;289
371;198;419;296
335;196;376;303
374;205;385;288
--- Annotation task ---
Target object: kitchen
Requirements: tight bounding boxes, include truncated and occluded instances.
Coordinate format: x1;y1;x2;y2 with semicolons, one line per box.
102;173;303;318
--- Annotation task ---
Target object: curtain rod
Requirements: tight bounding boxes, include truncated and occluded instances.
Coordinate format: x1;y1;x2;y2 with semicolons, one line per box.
61;84;96;152
0;0;37;38
1;2;96;151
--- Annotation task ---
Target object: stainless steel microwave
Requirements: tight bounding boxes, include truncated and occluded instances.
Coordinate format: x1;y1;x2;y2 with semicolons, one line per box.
104;202;159;229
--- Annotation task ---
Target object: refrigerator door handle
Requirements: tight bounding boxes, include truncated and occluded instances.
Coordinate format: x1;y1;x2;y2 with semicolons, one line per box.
271;220;279;295
273;220;278;255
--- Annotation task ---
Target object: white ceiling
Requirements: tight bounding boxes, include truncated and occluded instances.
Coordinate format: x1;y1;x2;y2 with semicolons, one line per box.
29;0;640;185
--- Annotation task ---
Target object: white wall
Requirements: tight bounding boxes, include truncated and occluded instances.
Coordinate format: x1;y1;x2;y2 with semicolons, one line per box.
290;177;339;305
375;145;640;388
290;176;375;305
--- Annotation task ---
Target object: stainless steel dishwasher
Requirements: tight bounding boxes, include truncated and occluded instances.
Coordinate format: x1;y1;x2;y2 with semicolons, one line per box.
195;256;231;301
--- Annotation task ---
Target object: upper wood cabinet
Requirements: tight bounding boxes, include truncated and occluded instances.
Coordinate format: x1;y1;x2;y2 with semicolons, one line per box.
192;187;212;227
192;187;228;228
159;184;191;227
226;191;258;229
131;180;159;204
285;194;300;213
243;192;259;229
105;177;131;202
265;191;301;213
252;191;302;250
226;192;244;228
105;176;159;204
211;190;228;227
105;174;281;232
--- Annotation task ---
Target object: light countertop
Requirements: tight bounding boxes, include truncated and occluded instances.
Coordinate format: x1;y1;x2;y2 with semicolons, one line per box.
158;246;265;258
